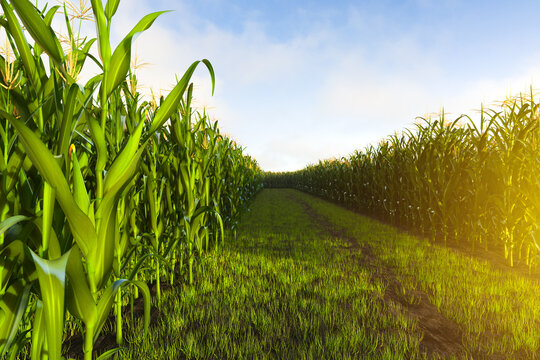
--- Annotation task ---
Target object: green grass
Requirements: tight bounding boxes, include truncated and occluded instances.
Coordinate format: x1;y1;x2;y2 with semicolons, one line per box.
118;189;426;359
297;190;540;359
116;189;540;359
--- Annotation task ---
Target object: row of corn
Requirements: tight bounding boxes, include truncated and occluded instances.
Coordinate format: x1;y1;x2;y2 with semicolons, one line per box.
0;1;263;359
266;93;540;273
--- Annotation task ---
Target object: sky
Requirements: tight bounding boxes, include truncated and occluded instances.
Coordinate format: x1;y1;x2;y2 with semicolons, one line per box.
44;0;540;171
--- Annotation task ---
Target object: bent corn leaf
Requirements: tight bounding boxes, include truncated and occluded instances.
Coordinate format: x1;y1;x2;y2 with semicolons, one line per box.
7;115;96;256
10;0;64;66
149;59;215;133
103;11;168;98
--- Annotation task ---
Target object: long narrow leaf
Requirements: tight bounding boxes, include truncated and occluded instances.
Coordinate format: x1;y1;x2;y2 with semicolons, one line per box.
29;249;71;360
7;115;96;256
10;0;64;66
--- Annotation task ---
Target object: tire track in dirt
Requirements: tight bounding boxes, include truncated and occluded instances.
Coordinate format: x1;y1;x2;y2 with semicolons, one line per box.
286;191;467;359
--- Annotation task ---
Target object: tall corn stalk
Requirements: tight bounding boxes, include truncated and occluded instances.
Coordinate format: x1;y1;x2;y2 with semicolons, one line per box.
0;1;263;359
266;91;540;272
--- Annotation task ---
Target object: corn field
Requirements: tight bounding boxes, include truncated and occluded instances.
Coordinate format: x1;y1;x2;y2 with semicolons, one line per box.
0;1;262;359
266;93;540;273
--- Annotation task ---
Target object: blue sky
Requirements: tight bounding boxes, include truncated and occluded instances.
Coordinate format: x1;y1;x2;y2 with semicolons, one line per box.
56;0;540;170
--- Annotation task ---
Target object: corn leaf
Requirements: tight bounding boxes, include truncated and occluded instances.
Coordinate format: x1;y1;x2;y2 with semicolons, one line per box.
29;249;71;360
96;348;121;360
149;59;214;133
0;0;40;90
103;11;167;98
5;143;26;197
104;0;120;20
30;300;45;360
72;151;91;218
90;0;111;66
91;144;147;289
0;281;30;358
87;114;109;172
103;120;144;195
66;245;97;324
94;278;150;342
7;115;96;256
57;84;80;156
0;216;30;237
10;0;64;66
94;279;126;341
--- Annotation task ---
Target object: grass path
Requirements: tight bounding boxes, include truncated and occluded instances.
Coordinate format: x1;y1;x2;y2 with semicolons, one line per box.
114;189;540;359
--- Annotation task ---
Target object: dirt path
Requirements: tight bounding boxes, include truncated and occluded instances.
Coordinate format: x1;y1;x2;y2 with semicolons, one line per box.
286;191;467;359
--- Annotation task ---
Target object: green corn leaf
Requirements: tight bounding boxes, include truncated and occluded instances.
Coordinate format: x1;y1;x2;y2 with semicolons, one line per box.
31;218;62;260
29;249;71;360
4;331;29;360
10;0;64;66
89;191;117;290
0;216;30;237
193;206;224;243
77;38;98;71
0;127;6;170
30;300;45;360
41;182;56;258
5;143;26;198
0;281;30;358
149;60;214;133
63;3;73;46
87;114;109;172
103;11;167;98
7;115;97;257
104;0;120;20
113;231;128;277
202;59;215;95
66;245;97;324
126;252;152;281
90;0;111;66
94;279;126;341
93;278;150;344
103;120;144;195
85;52;105;72
41;75;57;105
90;143;147;289
33;5;60;57
0;240;25;293
146;172;158;232
102;38;129;98
96;348;121;360
0;0;40;90
44;5;60;26
57;84;80;156
126;11;169;40
72;151;91;218
130;280;151;336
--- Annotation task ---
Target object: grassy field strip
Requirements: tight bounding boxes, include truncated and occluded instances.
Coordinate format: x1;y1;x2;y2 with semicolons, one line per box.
287;191;467;357
292;189;540;359
118;189;438;359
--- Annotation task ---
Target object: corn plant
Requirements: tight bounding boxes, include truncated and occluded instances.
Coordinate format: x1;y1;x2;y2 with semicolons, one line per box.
266;90;540;272
0;0;263;359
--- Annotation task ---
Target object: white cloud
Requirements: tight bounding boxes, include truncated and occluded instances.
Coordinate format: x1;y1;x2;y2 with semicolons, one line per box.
32;1;540;172
316;43;540;159
127;3;540;171
109;2;332;171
